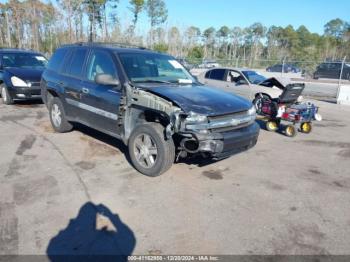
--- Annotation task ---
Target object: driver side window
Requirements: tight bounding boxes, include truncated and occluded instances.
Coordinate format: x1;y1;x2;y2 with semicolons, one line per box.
86;50;117;81
227;70;246;84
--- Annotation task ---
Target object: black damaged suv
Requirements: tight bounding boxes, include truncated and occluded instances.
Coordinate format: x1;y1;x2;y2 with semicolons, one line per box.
0;48;47;104
41;43;260;176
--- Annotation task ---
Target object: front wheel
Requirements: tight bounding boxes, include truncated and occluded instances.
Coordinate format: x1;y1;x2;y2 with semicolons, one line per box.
128;123;175;177
285;125;297;137
1;84;14;105
49;97;73;133
300;122;312;134
253;94;269;115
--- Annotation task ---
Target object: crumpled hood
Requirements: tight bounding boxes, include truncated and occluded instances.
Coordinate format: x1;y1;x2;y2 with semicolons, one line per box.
5;67;44;82
140;84;252;116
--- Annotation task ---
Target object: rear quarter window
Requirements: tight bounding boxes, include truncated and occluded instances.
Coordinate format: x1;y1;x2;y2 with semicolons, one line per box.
65;48;88;78
47;48;69;72
205;71;211;78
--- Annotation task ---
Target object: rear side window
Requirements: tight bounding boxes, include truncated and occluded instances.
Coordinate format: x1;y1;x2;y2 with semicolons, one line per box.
208;69;225;81
65;48;88;78
319;63;329;69
47;48;68;71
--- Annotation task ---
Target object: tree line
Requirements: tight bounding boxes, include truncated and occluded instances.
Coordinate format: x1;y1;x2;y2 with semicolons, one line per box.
0;0;349;64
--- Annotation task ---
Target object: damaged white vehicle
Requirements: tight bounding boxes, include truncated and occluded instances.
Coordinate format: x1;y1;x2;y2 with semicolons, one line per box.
41;44;260;177
197;68;303;108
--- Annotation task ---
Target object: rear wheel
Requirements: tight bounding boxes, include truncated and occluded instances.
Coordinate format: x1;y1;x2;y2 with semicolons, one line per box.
285;125;297;137
1;84;14;105
49;97;73;133
128;123;175;177
300;122;312;134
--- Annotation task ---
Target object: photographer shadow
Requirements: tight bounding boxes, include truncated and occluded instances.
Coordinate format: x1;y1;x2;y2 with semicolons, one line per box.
47;202;136;262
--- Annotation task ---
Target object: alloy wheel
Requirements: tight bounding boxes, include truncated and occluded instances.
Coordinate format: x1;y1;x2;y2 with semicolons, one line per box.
133;133;158;169
51;104;62;127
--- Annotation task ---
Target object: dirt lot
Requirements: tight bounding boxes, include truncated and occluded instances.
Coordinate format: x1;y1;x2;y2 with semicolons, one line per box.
0;99;350;256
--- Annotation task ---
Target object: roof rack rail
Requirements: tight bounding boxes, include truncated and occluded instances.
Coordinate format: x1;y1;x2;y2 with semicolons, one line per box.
0;47;38;52
61;42;149;50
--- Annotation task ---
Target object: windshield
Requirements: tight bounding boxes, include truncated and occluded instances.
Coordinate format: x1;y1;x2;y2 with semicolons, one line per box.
2;53;48;69
242;70;267;84
118;53;195;84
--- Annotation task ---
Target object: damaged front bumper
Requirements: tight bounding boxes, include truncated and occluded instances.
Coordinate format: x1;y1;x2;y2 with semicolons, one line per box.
185;122;260;159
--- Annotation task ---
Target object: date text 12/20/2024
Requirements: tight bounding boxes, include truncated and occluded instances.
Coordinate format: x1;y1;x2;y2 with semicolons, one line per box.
128;255;220;261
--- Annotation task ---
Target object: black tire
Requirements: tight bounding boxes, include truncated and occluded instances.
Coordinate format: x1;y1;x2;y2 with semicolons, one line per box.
1;84;14;105
128;123;175;177
253;94;269;115
48;97;73;133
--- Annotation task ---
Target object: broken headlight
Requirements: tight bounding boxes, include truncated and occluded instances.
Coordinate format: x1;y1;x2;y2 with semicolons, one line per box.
185;112;209;133
247;106;256;117
185;112;208;124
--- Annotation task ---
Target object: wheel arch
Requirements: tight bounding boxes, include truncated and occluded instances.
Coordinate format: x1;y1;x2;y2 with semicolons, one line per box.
124;106;171;143
43;88;60;108
254;92;272;100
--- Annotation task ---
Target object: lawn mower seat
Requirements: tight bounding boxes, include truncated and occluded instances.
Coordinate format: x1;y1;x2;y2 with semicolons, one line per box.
274;83;305;104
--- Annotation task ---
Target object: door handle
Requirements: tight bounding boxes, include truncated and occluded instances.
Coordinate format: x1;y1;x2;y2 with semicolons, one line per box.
82;88;89;94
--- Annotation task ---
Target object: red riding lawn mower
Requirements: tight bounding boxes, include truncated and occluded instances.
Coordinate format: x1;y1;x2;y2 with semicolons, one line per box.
254;83;322;137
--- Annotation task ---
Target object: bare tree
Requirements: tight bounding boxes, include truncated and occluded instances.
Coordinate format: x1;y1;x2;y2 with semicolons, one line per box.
146;0;167;46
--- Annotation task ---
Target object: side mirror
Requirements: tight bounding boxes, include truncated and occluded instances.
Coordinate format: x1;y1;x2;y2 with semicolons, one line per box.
95;74;120;87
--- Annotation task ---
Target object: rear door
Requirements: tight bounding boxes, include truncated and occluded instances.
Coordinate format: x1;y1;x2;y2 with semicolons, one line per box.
61;47;89;120
80;49;121;135
328;63;341;79
202;68;227;88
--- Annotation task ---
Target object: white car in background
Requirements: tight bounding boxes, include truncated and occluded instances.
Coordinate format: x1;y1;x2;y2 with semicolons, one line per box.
197;67;291;105
198;60;220;69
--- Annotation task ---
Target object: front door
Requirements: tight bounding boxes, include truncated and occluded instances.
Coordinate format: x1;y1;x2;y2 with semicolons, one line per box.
80;49;121;135
225;70;251;99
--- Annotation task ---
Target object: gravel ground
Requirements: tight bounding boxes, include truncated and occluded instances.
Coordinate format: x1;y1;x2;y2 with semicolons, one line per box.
0;99;350;256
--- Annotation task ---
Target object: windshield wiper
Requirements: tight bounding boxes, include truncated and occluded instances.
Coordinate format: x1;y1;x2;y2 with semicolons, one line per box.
133;79;173;84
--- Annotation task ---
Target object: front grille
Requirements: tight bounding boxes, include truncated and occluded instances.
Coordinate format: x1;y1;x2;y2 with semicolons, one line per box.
29;82;40;87
208;110;248;121
207;110;253;132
